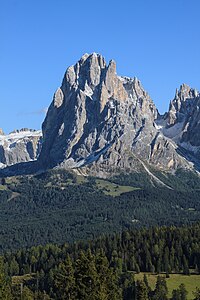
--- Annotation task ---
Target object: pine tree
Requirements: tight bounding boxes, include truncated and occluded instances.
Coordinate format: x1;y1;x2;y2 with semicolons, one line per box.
75;250;99;300
163;247;170;273
0;257;12;300
9;258;19;276
136;280;148;300
95;251;110;300
143;274;151;295
121;272;135;300
156;258;161;274
172;284;188;300
135;263;140;274
54;254;75;300
182;256;190;275
172;289;181;300
106;269;122;300
153;276;168;300
179;283;188;300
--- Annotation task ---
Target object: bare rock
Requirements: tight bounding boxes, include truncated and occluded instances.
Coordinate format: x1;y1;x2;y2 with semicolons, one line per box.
38;53;191;174
0;129;42;168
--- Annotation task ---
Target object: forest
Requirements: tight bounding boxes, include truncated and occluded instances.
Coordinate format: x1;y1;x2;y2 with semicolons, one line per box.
0;222;200;299
0;169;200;252
0;169;200;298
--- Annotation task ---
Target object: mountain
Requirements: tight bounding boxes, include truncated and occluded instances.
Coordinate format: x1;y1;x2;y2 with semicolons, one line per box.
38;53;195;177
0;128;42;168
156;84;200;168
1;54;200;251
1;53;200;178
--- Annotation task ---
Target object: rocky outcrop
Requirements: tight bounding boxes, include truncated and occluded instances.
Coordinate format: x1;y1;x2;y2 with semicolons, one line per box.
156;84;200;162
38;53;191;175
0;129;4;135
167;84;198;126
0;129;42;168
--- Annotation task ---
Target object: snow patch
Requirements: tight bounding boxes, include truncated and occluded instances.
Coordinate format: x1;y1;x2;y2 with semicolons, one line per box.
84;81;94;99
155;118;184;143
73;143;112;168
59;123;65;136
118;76;133;84
109;100;115;109
154;123;163;130
162;121;184;142
0;130;42;146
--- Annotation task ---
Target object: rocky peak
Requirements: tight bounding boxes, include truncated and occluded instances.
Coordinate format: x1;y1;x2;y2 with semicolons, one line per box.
176;83;198;101
0;129;42;169
157;84;200;161
63;53;106;91
167;84;199;126
38;53;189;174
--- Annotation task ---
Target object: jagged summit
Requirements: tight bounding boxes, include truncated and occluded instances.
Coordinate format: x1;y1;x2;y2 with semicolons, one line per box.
37;53;192;175
175;83;198;100
156;83;200;163
2;54;200;177
167;84;199;126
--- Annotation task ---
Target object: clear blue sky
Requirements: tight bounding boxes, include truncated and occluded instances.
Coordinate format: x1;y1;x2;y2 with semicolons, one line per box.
1;0;200;133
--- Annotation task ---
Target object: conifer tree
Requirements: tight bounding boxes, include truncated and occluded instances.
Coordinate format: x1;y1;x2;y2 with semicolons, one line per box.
172;284;188;300
75;250;99;300
143;274;151;295
95;251;110;300
153;276;168;300
172;289;181;300
121;272;135;300
179;283;187;300
183;256;190;275
0;257;12;300
136;280;148;300
54;254;75;300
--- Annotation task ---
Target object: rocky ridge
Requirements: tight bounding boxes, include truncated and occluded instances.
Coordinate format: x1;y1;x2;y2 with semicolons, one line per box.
156;84;200;165
38;53;197;176
2;53;200;178
0;129;42;168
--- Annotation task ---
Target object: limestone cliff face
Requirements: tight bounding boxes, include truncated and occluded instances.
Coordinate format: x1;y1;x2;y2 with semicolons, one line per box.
157;84;200;163
0;129;42;168
39;53;191;174
167;84;198;126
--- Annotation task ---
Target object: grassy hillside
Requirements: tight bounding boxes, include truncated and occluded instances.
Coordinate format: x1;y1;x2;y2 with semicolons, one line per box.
135;272;200;300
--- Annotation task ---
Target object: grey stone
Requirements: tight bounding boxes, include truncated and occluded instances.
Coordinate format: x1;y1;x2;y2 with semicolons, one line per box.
38;53;192;175
0;129;42;168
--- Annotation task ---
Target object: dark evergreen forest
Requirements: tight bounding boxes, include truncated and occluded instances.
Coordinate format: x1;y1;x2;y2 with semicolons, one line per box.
0;169;200;252
0;169;200;298
0;222;200;299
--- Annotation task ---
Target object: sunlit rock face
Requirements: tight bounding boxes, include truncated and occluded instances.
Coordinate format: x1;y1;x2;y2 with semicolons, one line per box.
0;129;42;168
158;84;200;160
38;53;194;175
